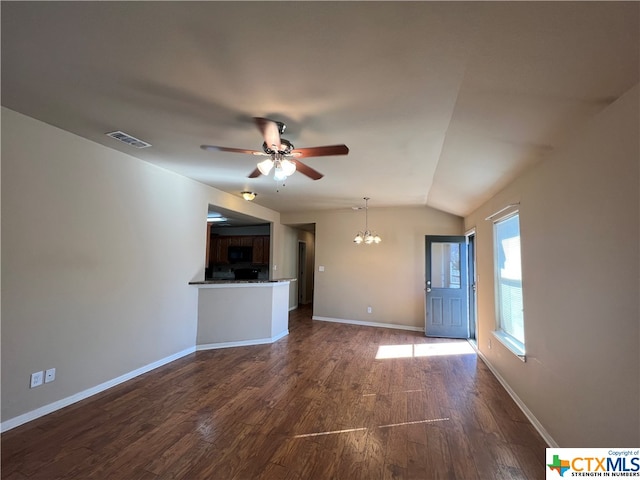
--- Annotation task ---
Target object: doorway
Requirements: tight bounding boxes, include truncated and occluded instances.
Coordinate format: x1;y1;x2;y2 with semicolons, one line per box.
425;235;469;338
298;241;307;305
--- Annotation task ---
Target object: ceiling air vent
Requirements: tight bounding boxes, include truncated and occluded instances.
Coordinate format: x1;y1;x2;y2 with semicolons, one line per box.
105;131;151;149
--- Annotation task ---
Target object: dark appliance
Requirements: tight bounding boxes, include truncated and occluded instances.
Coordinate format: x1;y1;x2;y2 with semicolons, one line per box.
234;268;259;280
228;246;253;263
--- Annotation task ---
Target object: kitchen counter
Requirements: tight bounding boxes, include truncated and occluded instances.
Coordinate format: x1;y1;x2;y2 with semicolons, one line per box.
190;279;291;350
189;279;292;287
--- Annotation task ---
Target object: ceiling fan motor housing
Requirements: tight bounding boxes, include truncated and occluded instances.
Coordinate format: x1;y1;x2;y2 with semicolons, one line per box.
263;138;294;155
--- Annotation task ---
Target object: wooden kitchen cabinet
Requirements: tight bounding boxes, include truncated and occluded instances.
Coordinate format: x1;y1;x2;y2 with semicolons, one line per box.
253;237;264;263
206;223;212;265
217;237;229;263
227;236;241;247
241;236;254;247
260;236;270;264
208;235;269;265
208;236;229;264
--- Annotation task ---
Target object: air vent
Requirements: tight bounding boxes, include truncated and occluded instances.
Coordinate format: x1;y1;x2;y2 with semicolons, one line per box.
105;131;151;149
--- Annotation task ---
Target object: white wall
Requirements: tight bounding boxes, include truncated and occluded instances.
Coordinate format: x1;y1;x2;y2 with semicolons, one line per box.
1;108;282;427
464;84;640;446
283;206;463;329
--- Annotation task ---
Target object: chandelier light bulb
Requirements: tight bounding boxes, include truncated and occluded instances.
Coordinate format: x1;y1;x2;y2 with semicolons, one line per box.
364;231;374;244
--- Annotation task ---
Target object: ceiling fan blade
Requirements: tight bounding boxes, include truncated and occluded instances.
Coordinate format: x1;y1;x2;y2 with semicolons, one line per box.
248;167;262;178
201;145;264;155
294;160;324;180
291;144;349;158
253;117;281;150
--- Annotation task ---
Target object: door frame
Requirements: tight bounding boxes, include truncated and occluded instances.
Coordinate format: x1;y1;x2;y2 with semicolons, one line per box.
466;229;478;344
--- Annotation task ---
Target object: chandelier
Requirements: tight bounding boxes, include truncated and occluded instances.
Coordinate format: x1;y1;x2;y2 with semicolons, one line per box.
354;197;382;245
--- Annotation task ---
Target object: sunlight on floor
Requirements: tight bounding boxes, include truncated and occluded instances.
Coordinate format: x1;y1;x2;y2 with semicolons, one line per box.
292;417;450;438
375;341;475;359
293;427;368;438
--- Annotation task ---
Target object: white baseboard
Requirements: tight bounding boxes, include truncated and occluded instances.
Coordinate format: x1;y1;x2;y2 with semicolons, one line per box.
312;315;424;332
1;346;196;433
196;330;289;351
474;346;558;448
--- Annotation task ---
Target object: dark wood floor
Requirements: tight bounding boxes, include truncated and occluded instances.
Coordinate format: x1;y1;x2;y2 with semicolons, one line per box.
2;305;547;479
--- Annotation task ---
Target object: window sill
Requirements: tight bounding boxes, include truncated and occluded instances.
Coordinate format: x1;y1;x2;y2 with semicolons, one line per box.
492;330;526;362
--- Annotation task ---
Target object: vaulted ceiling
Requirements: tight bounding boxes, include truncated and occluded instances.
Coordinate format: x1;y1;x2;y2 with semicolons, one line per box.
2;2;638;216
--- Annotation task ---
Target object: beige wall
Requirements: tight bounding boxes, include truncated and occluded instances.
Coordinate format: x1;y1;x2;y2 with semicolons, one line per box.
464;84;639;446
1;108;283;426
271;223;298;309
283;206;463;329
195;283;289;346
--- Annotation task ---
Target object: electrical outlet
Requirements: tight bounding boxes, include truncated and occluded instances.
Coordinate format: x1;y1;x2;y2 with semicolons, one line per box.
30;371;44;388
367;306;372;314
45;368;56;383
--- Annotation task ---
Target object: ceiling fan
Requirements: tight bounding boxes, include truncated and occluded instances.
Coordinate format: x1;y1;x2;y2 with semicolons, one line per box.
201;117;349;181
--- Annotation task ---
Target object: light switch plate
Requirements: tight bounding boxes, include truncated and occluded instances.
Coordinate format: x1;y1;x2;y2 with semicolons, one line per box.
30;371;44;388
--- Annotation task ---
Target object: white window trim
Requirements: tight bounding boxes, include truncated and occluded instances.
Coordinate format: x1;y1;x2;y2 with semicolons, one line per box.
492;329;526;362
492;210;526;362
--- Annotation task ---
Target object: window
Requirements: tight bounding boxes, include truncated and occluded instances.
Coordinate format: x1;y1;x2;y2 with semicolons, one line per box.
493;212;525;358
431;242;461;289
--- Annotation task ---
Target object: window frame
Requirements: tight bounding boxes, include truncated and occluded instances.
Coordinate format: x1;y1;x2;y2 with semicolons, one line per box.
492;211;526;361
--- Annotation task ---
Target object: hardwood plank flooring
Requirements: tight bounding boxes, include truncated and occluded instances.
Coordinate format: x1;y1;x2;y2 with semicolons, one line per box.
1;305;548;479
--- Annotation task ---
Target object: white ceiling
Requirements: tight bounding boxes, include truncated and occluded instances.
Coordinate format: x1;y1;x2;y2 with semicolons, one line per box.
2;2;638;217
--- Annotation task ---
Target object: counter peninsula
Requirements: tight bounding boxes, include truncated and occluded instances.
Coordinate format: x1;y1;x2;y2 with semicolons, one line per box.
189;279;291;350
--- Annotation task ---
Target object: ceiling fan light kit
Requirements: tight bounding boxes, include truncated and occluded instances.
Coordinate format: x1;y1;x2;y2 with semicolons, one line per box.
261;156;297;181
354;197;381;245
201;117;348;182
257;158;274;176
